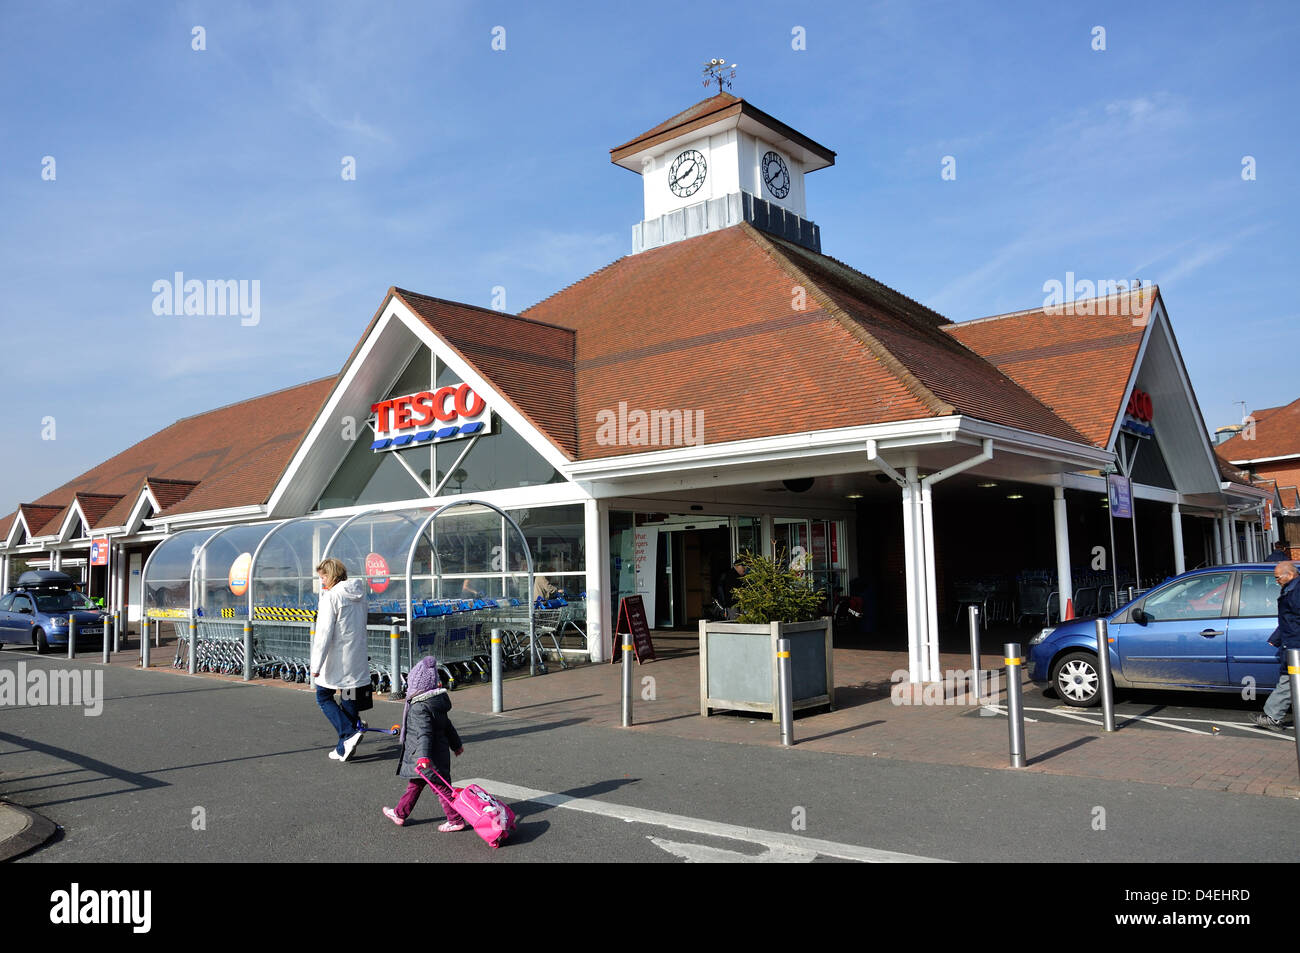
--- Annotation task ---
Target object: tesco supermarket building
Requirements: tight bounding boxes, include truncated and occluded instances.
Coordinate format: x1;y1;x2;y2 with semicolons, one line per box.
0;94;1276;681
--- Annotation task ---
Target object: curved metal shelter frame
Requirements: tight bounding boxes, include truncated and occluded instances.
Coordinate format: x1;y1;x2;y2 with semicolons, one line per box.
140;499;550;684
403;499;538;674
246;515;348;618
189;520;283;618
140;527;214;618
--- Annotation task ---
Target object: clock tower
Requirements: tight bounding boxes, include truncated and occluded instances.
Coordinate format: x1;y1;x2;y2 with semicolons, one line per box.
610;93;835;254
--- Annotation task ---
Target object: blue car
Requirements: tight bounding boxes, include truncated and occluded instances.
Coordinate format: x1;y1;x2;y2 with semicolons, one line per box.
1028;564;1284;707
0;571;106;654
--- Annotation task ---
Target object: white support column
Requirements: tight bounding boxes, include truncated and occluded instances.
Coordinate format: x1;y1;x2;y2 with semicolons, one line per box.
584;498;609;663
921;482;940;682
1170;503;1185;575
1;555;8;594
1228;517;1239;562
901;475;920;683
1053;486;1073;620
1211;516;1223;564
760;514;774;561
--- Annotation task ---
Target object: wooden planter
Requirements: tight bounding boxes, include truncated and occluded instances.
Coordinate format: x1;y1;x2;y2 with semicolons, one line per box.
698;617;833;719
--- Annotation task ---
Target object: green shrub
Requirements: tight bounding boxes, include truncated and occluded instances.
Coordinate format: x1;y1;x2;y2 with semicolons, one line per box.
732;550;824;624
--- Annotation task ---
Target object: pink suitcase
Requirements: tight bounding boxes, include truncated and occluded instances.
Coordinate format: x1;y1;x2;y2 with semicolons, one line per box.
417;764;517;849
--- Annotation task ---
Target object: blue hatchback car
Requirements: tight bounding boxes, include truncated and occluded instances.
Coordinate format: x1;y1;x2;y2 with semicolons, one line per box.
0;571;106;654
1028;564;1284;706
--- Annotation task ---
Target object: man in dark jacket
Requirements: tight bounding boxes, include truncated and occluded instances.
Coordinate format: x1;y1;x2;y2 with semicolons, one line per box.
1266;540;1290;563
715;558;748;621
1254;560;1300;731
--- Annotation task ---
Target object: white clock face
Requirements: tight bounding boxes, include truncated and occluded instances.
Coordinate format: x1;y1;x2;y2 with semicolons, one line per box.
668;149;707;198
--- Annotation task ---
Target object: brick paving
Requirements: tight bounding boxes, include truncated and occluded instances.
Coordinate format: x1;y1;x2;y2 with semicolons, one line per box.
64;628;1300;799
448;633;1300;800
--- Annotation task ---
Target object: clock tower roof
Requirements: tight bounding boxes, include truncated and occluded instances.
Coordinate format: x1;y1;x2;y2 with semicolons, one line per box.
610;93;836;173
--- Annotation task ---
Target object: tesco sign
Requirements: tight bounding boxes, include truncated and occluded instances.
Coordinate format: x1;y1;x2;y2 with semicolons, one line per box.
370;383;491;452
1121;388;1154;438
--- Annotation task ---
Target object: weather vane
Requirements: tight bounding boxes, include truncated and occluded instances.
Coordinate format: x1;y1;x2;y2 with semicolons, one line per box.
702;58;737;94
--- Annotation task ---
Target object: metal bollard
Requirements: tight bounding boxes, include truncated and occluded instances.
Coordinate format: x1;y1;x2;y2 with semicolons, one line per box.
67;615;77;659
1095;618;1116;731
141;619;151;669
243;620;253;682
621;639;633;727
968;605;982;703
387;623;403;700
1004;642;1026;768
187;617;197;674
102;616;110;665
1288;649;1300;778
491;628;503;714
777;638;794;747
113;609;121;652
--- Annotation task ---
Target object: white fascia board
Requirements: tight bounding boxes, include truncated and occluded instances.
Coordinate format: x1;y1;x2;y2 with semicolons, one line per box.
954;418;1111;468
145;505;266;529
5;513;30;548
126;491;159;533
56;503;90;543
389;299;574;475
568;416;1110;486
567;418;959;482
1226;453;1300;465
1042;471;1179;504
1220;482;1271;502
309;482;592;523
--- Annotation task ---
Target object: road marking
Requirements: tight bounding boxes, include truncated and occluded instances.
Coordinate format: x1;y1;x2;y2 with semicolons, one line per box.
459;778;947;863
646;836;819;863
1006;705;1290;740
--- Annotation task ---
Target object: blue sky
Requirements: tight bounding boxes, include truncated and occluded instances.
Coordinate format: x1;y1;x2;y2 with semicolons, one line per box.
1;0;1297;510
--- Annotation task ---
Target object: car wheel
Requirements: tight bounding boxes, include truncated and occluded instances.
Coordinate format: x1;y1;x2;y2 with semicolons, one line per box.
1051;650;1104;707
34;628;50;655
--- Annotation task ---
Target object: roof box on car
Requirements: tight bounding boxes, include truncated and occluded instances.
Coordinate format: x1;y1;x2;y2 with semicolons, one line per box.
16;570;75;590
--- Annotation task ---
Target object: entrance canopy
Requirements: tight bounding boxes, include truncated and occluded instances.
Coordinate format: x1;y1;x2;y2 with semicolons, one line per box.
141;502;544;631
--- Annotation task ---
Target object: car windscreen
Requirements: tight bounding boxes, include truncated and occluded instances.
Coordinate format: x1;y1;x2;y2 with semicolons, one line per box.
33;591;95;612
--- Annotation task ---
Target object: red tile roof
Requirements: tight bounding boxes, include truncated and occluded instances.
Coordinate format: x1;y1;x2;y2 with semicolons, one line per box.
609;93;835;168
1217;396;1300;462
146;479;200;512
19;504;66;539
1280;486;1299;509
75;493;125;529
394;290;578;459
6;379;334;532
520;223;1085;458
943;288;1154;448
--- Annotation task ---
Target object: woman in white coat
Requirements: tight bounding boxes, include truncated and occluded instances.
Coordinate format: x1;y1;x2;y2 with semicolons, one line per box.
312;558;372;762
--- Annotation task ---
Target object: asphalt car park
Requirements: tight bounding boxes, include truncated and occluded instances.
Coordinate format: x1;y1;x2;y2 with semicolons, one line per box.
1013;678;1292;741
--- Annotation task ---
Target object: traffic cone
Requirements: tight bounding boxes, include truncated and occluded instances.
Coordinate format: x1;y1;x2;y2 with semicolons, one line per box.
1064;598;1075;620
